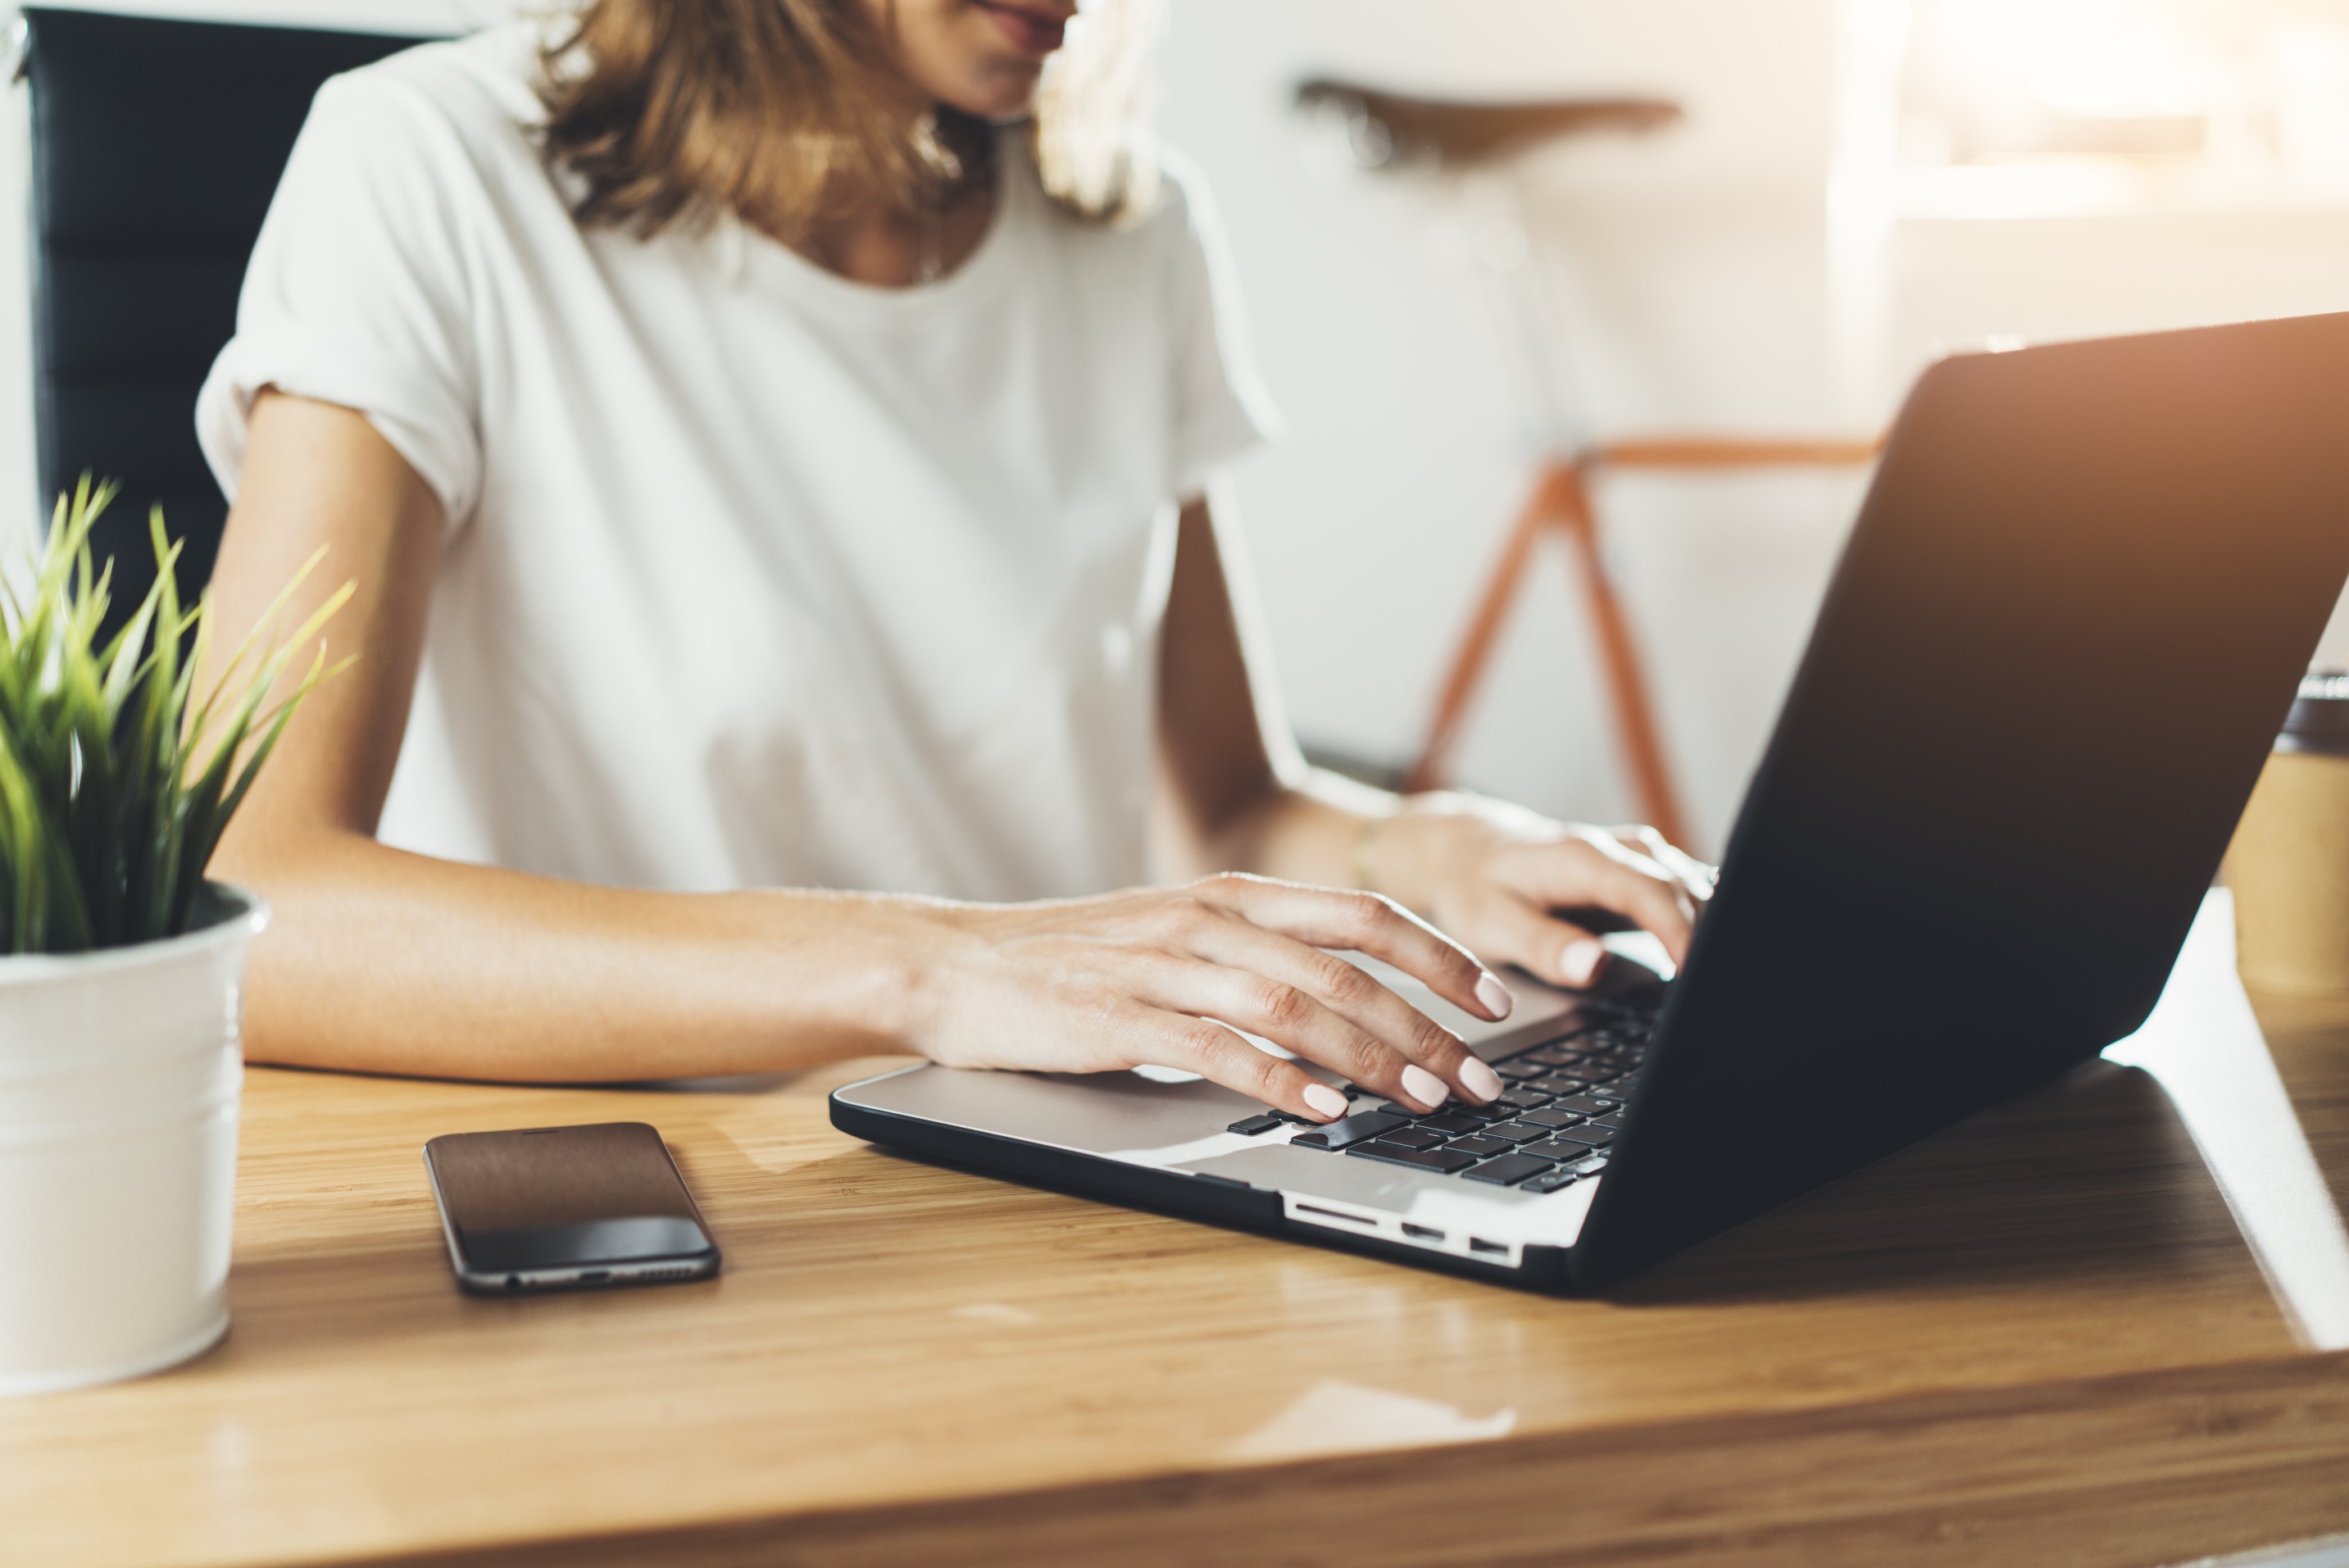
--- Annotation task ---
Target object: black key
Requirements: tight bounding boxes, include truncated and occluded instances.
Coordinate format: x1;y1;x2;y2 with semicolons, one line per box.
1533;1075;1591;1096
1462;1152;1556;1187
1347;1141;1478;1173
1494;1059;1550;1082
1584;1114;1626;1133
1381;1126;1449;1151
1418;1112;1487;1136
1526;1134;1606;1161
1518;1107;1585;1129
1450;1101;1510;1122
1520;1167;1581;1194
1447;1134;1511;1158
1226;1114;1284;1135
1571;1154;1611;1175
1553;1094;1615;1117
1524;1045;1586;1067
1496;1088;1554;1110
1289;1110;1409;1150
1484;1120;1554;1145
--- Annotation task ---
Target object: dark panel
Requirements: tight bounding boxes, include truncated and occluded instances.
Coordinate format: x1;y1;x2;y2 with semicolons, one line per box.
21;7;433;633
39;248;249;378
26;9;433;247
44;380;231;500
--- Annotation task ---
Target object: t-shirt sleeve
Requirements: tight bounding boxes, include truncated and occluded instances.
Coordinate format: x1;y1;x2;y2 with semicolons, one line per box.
1161;153;1281;501
196;72;484;529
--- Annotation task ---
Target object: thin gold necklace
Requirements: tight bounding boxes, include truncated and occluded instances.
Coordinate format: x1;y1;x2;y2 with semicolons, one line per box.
916;202;943;285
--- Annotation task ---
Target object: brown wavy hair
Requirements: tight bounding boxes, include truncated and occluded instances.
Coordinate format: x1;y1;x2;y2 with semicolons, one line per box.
538;0;1161;243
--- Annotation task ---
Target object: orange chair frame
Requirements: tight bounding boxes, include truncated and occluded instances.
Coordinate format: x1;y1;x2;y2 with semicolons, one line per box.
1406;436;1883;848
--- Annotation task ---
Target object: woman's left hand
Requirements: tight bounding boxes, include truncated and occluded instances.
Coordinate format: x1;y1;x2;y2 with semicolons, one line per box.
1361;796;1716;989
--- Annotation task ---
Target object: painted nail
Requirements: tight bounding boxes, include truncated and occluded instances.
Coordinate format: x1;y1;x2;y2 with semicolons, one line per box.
1460;1057;1505;1103
1474;973;1515;1020
1302;1083;1351;1120
1399;1064;1450;1111
1561;939;1607;988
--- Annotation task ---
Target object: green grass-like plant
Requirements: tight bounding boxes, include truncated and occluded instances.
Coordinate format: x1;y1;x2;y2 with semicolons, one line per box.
0;479;348;955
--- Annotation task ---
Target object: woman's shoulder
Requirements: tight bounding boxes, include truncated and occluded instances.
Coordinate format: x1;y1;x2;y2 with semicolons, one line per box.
298;22;555;189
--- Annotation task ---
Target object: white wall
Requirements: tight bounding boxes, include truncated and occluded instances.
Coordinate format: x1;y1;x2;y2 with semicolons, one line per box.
1157;0;1872;852
1158;0;2349;850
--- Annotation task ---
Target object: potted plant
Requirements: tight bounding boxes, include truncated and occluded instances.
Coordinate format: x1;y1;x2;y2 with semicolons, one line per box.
0;480;343;1397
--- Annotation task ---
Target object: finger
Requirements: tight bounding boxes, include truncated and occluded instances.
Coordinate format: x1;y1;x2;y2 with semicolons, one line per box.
1126;951;1425;1107
1588;852;1699;963
1520;839;1697;966
1160;927;1489;1110
1466;891;1613;991
1189;872;1514;1025
1137;1010;1352;1121
1614;825;1717;907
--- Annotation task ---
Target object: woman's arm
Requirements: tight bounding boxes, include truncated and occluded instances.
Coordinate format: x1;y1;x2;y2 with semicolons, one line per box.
1155;492;1713;989
206;394;1516;1117
206;392;923;1080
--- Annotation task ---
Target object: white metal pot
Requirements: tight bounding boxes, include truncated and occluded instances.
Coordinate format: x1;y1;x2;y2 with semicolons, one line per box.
0;884;266;1397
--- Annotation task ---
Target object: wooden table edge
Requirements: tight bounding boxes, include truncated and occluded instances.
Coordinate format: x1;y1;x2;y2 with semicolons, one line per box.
351;1350;2349;1568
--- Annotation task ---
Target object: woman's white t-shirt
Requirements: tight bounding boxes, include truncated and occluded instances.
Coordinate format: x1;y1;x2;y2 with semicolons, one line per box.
197;24;1274;901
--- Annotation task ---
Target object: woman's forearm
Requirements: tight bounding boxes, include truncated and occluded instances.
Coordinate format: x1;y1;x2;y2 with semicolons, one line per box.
224;828;1530;1120
1196;769;1389;892
221;830;927;1081
1206;774;1569;924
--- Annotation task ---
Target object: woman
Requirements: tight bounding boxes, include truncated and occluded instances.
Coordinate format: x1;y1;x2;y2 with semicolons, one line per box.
196;0;1711;1123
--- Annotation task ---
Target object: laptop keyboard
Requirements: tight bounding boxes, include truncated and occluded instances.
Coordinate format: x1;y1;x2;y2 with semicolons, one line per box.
1224;996;1656;1196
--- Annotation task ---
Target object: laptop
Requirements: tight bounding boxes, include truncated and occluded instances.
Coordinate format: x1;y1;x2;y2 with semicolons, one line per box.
831;313;2349;1292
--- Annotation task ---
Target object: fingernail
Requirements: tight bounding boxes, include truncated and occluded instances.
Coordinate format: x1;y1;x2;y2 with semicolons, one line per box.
1474;973;1515;1020
1461;1057;1505;1103
1561;939;1606;988
1302;1084;1350;1120
1399;1064;1449;1110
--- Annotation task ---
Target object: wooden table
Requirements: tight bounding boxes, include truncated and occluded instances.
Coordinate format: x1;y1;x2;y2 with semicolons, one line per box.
7;893;2349;1568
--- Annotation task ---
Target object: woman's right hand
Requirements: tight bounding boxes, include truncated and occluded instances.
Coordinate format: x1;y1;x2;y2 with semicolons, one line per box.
899;873;1517;1122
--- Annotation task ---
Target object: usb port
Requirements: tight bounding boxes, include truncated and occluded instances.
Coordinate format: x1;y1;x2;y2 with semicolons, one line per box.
1468;1238;1508;1258
578;1269;611;1284
1400;1223;1444;1243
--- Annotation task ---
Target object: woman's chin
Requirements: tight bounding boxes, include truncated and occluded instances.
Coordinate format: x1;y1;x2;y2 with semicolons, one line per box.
946;60;1047;120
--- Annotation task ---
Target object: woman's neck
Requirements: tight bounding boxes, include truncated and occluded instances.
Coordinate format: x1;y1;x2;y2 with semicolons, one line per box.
788;134;1000;289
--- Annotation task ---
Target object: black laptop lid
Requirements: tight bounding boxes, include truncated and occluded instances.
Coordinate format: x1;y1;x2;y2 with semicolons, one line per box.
1575;314;2349;1285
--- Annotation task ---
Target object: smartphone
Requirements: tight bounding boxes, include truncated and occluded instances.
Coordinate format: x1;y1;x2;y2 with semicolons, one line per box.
422;1122;720;1293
